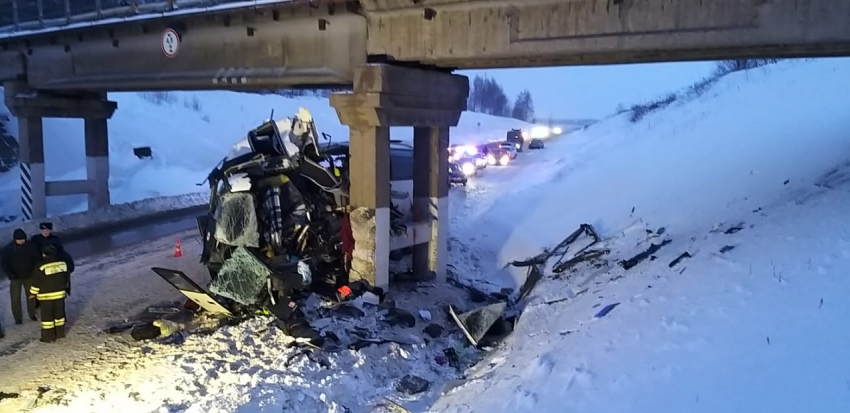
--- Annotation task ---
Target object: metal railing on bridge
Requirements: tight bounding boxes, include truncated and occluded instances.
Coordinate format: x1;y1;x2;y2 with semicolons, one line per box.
0;0;260;34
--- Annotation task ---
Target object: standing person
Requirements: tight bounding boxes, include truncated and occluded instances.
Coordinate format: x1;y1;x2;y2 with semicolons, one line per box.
1;229;39;324
29;245;69;343
30;222;64;256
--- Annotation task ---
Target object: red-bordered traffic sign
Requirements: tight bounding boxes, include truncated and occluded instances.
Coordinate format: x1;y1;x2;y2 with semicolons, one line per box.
161;28;180;58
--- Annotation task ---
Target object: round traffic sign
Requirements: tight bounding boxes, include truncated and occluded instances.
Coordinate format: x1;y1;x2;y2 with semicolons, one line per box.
161;28;180;58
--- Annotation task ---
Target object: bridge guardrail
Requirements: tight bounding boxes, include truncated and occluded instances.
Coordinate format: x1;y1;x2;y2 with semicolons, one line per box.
0;0;253;34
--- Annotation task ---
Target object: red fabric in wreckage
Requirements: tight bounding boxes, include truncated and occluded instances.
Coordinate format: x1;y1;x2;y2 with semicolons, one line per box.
341;213;354;264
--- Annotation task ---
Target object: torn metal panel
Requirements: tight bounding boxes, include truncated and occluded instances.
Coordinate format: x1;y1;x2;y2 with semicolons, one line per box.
151;267;232;316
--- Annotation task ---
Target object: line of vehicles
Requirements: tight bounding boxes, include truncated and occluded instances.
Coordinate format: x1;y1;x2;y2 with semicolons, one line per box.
448;128;547;186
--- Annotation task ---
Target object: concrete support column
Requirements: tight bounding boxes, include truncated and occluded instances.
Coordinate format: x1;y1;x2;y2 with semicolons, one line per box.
17;116;46;220
331;64;468;290
347;125;391;289
413;126;449;283
5;82;117;219
85;118;110;210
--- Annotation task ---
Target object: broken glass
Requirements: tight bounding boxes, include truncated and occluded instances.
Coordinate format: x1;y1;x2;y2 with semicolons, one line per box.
214;192;260;247
208;247;270;305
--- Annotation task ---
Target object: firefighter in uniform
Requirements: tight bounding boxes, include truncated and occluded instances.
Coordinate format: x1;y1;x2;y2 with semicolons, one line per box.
29;245;69;342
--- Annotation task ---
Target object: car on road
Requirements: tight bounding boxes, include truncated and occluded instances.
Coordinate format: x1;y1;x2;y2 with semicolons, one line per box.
449;162;468;186
486;149;512;166
499;142;518;159
528;139;545;150
450;144;488;171
455;157;479;177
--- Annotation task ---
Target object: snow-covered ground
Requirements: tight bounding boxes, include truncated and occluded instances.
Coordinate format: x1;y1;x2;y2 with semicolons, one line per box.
0;90;535;221
1;57;849;412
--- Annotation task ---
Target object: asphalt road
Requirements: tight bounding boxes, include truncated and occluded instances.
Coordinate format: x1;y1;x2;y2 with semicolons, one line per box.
63;209;202;259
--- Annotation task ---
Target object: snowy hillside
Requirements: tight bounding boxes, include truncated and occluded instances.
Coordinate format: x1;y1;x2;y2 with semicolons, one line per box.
440;58;850;412
0;90;534;220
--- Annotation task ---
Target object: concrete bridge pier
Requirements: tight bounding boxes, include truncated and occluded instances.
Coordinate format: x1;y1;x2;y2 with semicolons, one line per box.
331;64;468;289
4;83;116;220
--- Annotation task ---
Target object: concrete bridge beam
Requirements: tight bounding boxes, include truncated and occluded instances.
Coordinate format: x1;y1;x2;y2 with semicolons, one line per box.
363;0;850;68
4;83;116;220
331;64;468;289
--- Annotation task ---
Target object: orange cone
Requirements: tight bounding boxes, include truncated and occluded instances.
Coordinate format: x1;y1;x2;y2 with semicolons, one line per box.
173;239;183;258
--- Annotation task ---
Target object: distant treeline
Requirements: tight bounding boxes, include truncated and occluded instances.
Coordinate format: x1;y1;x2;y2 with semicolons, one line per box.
467;75;536;122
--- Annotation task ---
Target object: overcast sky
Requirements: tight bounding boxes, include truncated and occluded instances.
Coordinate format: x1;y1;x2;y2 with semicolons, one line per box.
461;61;718;121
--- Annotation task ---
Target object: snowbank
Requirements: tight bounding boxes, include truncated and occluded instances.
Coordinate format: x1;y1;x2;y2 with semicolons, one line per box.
0;90;534;223
0;191;208;242
435;166;850;413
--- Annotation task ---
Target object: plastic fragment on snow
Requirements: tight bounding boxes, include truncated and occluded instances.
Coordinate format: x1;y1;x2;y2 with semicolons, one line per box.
153;319;184;337
449;302;506;346
361;292;381;306
595;302;620;318
418;309;432;321
333;304;365;319
423;323;444;338
669;252;692;268
381;308;416;328
620;239;672;270
517;265;544;302
396;374;430;395
724;223;745;234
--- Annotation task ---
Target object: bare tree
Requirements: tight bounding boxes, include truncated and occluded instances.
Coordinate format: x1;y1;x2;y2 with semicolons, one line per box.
511;89;535;121
468;75;512;117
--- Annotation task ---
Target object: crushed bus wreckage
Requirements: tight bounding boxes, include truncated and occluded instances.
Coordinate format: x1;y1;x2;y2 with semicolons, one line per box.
113;108;421;347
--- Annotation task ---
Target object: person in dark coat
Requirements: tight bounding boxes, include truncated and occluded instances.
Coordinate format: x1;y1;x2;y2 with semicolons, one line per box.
1;228;40;324
29;245;70;343
30;222;64;257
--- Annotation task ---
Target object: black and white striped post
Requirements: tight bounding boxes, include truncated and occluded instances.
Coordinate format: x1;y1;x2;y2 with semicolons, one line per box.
20;162;33;221
17;116;47;221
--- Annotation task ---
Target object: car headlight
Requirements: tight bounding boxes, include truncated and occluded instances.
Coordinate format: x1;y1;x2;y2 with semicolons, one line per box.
461;162;476;176
552;127;563;135
515;143;520;149
499;155;510;166
530;126;550;138
486;154;496;165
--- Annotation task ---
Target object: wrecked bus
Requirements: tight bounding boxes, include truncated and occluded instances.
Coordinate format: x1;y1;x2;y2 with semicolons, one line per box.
148;108;417;344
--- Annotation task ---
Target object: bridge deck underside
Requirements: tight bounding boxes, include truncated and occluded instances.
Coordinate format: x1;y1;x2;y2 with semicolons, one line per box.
0;0;848;91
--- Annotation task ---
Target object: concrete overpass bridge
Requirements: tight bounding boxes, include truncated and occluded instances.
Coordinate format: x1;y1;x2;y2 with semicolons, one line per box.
0;0;848;288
